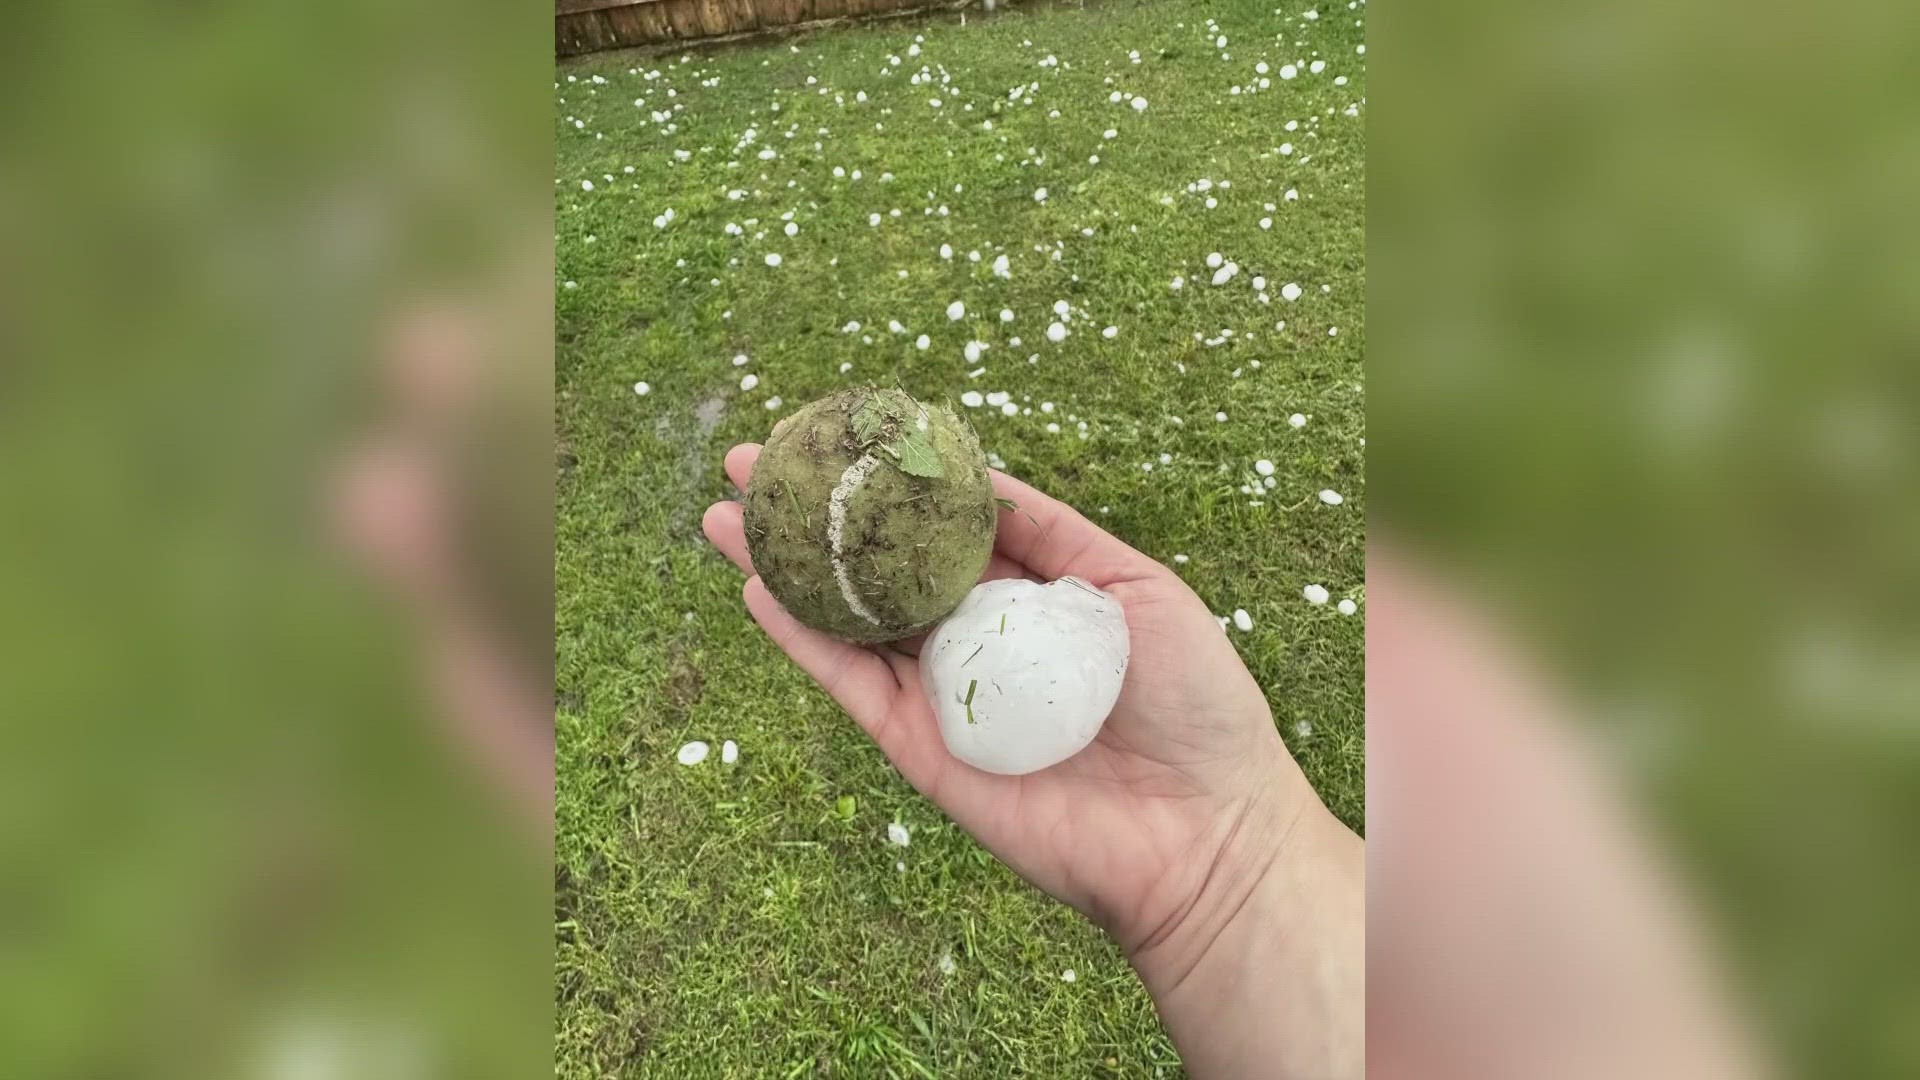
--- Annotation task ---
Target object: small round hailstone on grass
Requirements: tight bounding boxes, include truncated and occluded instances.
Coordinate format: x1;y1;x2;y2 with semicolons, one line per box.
1319;489;1344;505
764;253;783;267
961;390;985;407
634;381;651;396
733;354;750;367
1215;411;1228;422
999;309;1015;324
1046;322;1069;343
1280;64;1298;79
563;281;577;290
938;952;957;976
1033;187;1049;202
1289;413;1307;428
1046;422;1060;433
1001;402;1018;416
785;222;799;236
1132;96;1149;111
1337;598;1358;616
1206;252;1224;269
1311;59;1327;74
676;740;710;765
1254;459;1276;476
721;740;739;763
581;179;594;191
947;300;966;321
765;396;784;410
1102;326;1119;339
1257;61;1270;74
1303;584;1331;605
964;341;984;363
1104;128;1118;139
886;821;911;846
1281;282;1303;301
940;243;954;259
1232;609;1253;631
1171;276;1185;289
740;374;759;391
1173;553;1189;564
916;334;931;350
1061;969;1077;983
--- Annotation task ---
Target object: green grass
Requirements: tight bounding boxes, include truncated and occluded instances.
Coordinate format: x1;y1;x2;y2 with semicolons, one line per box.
556;1;1365;1074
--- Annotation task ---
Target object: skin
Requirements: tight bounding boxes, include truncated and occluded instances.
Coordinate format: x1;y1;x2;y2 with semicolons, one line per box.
705;443;1365;1080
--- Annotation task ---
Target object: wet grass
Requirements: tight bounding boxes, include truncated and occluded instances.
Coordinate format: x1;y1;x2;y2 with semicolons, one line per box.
556;0;1365;1074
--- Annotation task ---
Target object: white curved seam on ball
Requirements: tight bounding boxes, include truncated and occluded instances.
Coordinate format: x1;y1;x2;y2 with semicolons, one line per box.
828;453;885;627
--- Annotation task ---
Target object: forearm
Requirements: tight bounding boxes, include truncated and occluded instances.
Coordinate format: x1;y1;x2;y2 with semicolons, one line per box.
1130;800;1365;1080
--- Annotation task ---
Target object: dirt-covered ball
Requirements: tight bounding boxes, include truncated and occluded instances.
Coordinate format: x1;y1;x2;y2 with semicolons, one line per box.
743;388;997;643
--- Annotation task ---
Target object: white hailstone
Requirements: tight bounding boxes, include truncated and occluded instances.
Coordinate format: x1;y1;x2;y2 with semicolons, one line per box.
1040;401;1054;413
1254;459;1276;476
1280;142;1294;156
992;254;1011;278
985;391;1010;407
1206;252;1224;268
869;213;883;226
834;165;846;177
721;740;739;763
1216;34;1228;47
676;741;710;765
1280;64;1298;79
886;821;911;846
764;396;784;410
1337;599;1358;616
1289;413;1307;428
1132;96;1149;111
1310;59;1327;74
562;281;578;290
968;250;981;262
1053;299;1071;317
1110;90;1124;103
1281;282;1303;301
960;390;985;407
946;300;967;321
839;362;853;373
1001;402;1019;416
1205;197;1218;209
1046;322;1069;343
1319;489;1344;505
940;244;954;260
916;334;932;350
1102;326;1119;339
1157;452;1172;465
889;320;907;334
921;578;1130;775
1033;187;1049;202
1046;422;1060;433
930;98;942;108
740;374;760;391
1264;476;1278;489
964;341;984;363
1142;462;1154;472
1303;584;1331;605
1061;969;1077;983
764;253;783;267
1232;609;1254;632
1171;276;1185;290
1173;553;1190;564
1104;128;1118;139
1329;327;1340;337
785;221;799;236
1285;187;1299;201
733;354;750;367
1000;309;1016;323
938;953;957;976
633;381;651;396
1257;61;1271;74
581;179;595;191
1215;411;1228;422
1212;263;1240;285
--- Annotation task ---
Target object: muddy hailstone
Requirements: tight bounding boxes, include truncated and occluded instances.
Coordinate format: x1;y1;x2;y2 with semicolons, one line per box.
743;388;996;644
920;577;1130;775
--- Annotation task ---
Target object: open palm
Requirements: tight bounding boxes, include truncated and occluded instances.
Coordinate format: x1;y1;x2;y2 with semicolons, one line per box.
704;444;1315;952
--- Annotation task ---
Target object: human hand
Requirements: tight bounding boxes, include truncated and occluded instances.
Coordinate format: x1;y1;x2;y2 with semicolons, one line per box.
704;443;1362;1078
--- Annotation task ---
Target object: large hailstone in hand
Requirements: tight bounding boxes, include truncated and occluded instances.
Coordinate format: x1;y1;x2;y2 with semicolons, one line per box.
920;577;1130;775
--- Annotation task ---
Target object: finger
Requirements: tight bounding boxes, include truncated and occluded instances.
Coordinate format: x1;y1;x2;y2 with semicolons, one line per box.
701;500;754;575
724;443;762;493
989;470;1158;583
742;576;898;726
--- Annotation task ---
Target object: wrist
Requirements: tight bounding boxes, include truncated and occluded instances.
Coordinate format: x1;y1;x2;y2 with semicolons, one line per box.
1129;798;1365;1079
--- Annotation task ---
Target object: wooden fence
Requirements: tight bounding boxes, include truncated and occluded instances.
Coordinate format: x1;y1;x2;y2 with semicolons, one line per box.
558;0;958;56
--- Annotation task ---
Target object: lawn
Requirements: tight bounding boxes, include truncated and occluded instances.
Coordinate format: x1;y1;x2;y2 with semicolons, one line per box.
555;0;1366;1074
